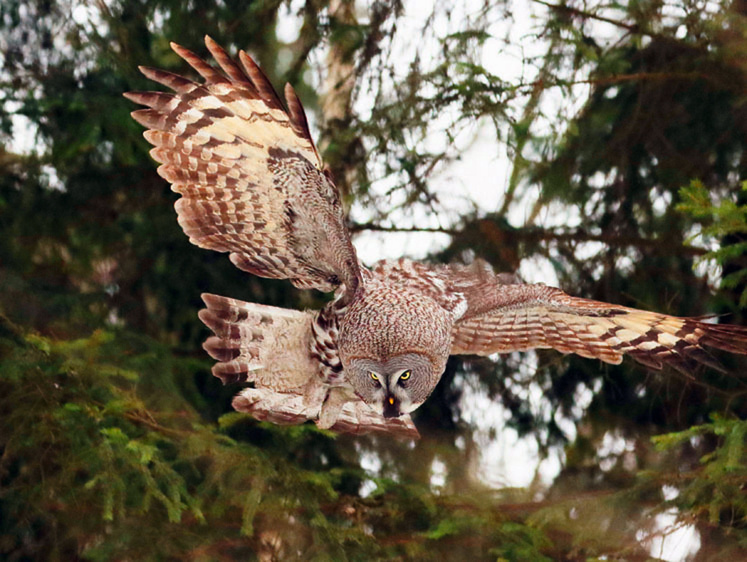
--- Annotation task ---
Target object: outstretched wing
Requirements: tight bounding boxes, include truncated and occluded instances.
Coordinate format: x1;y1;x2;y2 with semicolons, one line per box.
125;36;360;296
373;258;747;374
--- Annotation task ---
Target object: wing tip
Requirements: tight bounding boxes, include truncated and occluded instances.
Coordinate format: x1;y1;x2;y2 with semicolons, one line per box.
237;49;256;70
137;65;154;77
201;292;231;309
203;335;242;362
122;91;139;103
198;308;220;332
129;108;156;128
204;34;217;47
169;41;192;60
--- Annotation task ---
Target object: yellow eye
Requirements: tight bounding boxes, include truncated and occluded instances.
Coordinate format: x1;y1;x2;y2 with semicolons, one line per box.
369;372;379;381
400;370;412;381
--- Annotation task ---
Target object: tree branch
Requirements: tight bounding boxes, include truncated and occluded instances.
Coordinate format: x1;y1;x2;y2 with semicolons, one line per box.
531;0;639;33
350;222;459;235
350;221;709;256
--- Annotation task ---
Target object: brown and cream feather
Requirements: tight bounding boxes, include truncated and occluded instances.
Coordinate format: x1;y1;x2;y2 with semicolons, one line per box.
125;36;360;296
373;258;747;374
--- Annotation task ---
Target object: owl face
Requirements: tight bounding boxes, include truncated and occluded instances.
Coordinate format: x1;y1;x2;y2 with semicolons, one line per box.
346;353;437;418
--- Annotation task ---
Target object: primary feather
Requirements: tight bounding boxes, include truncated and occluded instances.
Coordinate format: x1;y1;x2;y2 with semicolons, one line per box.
125;36;360;297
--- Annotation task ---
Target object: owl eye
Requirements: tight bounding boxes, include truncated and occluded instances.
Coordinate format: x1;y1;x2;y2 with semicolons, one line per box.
399;370;412;381
369;372;379;382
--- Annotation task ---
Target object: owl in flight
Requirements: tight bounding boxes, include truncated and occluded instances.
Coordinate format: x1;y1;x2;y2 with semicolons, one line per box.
126;37;747;439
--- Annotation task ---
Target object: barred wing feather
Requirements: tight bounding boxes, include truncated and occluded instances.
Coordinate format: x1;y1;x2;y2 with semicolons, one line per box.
125;36;360;296
372;258;747;374
450;284;747;374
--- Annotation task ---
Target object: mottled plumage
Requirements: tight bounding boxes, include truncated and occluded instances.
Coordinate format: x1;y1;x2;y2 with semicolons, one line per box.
125;37;360;297
127;37;747;439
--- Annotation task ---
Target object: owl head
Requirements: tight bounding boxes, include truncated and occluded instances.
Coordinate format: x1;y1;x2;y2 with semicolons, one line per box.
337;283;453;418
344;353;438;417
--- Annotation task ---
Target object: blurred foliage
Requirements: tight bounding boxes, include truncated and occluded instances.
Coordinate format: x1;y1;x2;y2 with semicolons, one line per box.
0;315;557;560
650;415;747;531
1;0;746;559
679;179;747;306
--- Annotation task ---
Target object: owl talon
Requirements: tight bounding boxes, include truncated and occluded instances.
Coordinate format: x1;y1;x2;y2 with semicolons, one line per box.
316;386;356;429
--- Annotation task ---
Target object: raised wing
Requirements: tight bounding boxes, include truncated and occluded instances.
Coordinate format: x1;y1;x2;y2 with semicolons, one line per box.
373;258;747;374
125;36;360;296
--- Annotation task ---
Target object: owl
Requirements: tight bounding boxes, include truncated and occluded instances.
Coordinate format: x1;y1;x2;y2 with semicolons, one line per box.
126;37;747;439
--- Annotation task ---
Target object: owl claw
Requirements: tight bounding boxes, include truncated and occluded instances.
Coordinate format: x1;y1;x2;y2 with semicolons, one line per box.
317;386;356;429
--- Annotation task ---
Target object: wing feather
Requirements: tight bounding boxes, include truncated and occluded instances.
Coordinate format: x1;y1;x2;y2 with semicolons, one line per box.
204;37;257;92
373;258;747;374
452;286;745;374
232;388;420;438
237;50;285;112
126;36;360;296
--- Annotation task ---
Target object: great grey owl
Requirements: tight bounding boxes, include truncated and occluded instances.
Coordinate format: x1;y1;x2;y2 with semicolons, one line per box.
125;37;747;439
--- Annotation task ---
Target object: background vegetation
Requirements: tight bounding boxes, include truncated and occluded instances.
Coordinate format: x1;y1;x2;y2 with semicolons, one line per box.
1;0;746;559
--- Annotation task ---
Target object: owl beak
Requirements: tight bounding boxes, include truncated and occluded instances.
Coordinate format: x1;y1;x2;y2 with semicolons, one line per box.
382;394;400;418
